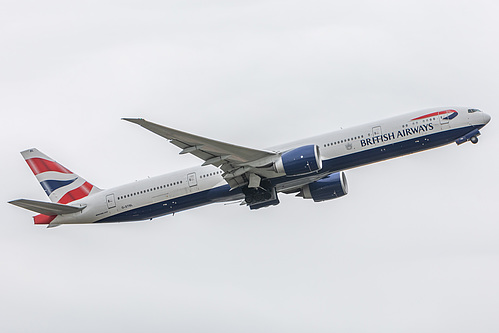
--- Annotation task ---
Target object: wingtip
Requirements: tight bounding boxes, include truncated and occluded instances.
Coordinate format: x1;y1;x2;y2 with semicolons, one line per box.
122;117;145;123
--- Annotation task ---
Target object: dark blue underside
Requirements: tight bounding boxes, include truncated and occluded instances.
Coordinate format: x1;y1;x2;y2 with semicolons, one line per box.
97;125;478;223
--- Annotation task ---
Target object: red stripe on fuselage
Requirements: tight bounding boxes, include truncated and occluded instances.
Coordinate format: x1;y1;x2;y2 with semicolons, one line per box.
26;158;72;175
57;182;93;204
34;214;56;225
411;109;456;121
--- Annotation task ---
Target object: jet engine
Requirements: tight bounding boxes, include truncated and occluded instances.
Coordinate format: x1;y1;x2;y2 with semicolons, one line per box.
299;172;348;202
274;145;322;176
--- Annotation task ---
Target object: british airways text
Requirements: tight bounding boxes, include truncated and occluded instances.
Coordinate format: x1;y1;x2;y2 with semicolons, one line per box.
361;123;434;147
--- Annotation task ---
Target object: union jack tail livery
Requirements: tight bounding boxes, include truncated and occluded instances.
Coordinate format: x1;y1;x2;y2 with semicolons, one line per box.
9;149;102;226
21;148;101;203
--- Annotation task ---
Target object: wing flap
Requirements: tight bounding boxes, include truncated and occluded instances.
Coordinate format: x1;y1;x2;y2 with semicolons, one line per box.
9;199;86;215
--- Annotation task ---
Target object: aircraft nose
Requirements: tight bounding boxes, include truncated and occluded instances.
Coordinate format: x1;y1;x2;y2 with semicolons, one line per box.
483;113;491;124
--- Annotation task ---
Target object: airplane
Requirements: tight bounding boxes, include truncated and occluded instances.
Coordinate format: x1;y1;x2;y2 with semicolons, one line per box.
9;106;491;227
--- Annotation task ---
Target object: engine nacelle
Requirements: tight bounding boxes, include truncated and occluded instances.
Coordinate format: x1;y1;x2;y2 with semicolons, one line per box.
274;145;322;176
300;172;348;202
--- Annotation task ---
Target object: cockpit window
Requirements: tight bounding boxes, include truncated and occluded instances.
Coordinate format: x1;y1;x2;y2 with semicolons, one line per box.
468;108;482;113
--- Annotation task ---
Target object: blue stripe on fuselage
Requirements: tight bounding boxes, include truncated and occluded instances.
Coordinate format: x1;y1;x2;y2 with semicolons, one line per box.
95;125;478;223
443;112;458;120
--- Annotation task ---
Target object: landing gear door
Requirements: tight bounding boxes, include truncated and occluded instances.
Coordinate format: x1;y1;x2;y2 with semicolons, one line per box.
106;194;116;209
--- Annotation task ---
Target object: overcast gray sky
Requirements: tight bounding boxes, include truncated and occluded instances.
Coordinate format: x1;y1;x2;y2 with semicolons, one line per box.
1;1;498;332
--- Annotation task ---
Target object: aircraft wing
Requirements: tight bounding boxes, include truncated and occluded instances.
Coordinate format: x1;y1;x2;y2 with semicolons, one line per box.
123;118;278;188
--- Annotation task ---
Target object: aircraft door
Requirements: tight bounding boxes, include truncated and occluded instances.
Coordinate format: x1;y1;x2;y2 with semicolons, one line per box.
372;126;382;146
440;113;449;125
187;172;198;194
439;112;450;129
372;126;382;137
106;194;116;209
187;173;198;187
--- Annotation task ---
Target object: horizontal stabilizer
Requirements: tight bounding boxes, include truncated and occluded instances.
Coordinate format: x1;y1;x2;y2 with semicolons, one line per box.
8;199;86;215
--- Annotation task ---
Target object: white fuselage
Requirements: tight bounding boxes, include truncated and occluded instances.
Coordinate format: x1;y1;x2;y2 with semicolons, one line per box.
53;106;490;225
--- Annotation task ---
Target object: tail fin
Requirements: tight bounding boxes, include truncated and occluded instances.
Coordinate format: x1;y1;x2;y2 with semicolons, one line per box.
21;148;101;204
